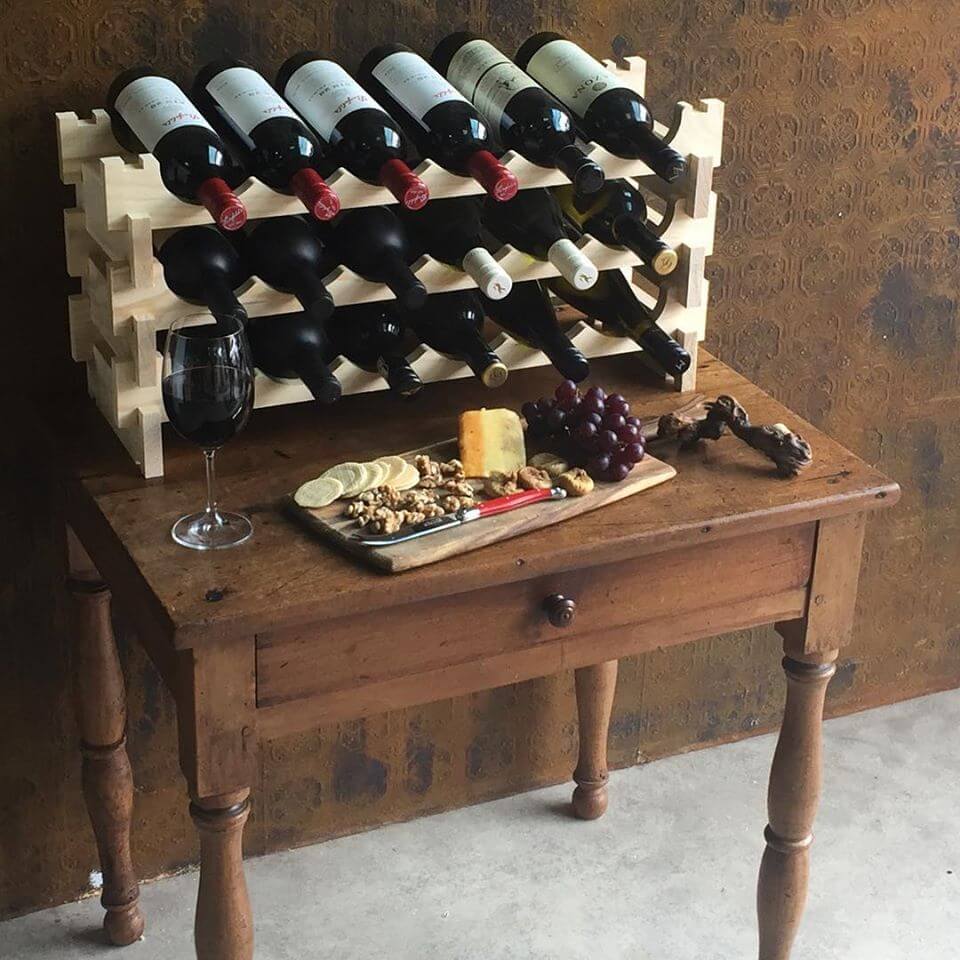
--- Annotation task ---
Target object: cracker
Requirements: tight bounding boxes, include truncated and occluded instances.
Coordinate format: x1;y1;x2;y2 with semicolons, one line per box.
359;461;388;491
392;463;421;491
294;476;344;508
378;455;408;484
322;461;366;496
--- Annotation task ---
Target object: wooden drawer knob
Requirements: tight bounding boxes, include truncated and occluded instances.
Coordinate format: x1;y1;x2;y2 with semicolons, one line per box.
543;593;577;628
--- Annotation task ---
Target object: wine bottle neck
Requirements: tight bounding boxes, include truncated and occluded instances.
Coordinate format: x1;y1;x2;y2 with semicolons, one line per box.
553;144;605;196
289;269;335;322
636;324;691;377
612;218;678;276
376;354;423;398
203;275;248;326
378;254;427;311
630;128;688;183
293;347;342;405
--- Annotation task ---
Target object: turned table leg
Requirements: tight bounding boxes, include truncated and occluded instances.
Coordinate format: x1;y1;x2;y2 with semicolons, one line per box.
67;533;144;945
191;790;254;960
572;660;618;820
757;648;837;960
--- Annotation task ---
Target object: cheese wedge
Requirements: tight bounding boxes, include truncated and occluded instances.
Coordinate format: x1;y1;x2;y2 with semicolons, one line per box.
458;408;526;478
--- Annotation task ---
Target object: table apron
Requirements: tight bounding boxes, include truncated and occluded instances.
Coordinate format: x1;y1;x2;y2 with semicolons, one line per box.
255;522;815;738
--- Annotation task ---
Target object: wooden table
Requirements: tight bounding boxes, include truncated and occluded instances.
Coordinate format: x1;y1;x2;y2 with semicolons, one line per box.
50;351;898;960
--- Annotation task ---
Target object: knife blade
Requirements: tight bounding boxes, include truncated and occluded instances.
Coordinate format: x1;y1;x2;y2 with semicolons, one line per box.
351;485;568;546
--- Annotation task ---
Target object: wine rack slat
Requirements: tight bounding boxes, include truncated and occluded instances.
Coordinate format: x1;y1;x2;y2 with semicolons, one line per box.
57;55;723;478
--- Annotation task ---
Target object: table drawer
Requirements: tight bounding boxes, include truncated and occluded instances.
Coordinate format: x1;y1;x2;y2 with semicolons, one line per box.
255;523;814;728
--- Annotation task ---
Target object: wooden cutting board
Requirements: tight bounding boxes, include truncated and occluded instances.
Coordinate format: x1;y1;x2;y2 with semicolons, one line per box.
286;438;676;573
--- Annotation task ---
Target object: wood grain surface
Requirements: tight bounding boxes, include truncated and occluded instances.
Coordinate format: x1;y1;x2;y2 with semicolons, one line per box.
287;439;675;573
4;0;953;920
46;352;897;650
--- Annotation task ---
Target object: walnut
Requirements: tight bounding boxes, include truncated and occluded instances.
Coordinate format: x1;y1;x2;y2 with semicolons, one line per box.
483;471;518;498
441;495;464;512
440;458;464;477
517;466;553;491
528;452;569;479
557;468;594;497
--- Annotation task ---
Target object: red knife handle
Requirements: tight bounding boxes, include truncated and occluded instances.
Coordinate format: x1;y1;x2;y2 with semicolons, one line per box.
476;486;557;518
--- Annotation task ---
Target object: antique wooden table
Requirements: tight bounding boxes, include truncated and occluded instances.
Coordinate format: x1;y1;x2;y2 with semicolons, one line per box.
51;351;898;960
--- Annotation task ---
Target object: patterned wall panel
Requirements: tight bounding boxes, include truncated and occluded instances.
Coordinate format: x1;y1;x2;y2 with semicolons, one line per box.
1;0;957;918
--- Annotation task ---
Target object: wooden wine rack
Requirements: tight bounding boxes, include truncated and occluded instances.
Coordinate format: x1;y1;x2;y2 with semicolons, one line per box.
57;56;724;477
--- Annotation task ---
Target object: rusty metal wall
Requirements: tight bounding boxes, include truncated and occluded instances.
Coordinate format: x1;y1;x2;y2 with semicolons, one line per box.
1;0;958;918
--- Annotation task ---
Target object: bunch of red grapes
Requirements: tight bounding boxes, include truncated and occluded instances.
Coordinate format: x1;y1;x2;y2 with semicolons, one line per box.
522;381;645;482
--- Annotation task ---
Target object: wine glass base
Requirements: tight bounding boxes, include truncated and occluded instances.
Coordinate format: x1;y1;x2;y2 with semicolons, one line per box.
171;510;253;550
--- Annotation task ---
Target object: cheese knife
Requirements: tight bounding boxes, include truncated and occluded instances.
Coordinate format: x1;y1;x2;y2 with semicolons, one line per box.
351;485;568;546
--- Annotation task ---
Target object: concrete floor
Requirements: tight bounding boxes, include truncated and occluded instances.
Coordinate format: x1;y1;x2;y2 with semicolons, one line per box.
4;689;959;960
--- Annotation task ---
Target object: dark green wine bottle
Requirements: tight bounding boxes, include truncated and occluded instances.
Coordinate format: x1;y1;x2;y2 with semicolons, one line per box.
515;32;686;183
555;179;678;276
549;269;690;377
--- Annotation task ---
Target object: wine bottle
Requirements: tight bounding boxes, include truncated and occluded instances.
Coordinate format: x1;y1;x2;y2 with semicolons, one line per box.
399;197;512;300
481;280;589;382
247;311;341;405
106;68;248;229
191;60;340;221
431;32;604;195
318;206;427;311
514;33;687;183
403;290;508;388
327;303;423;398
357;43;518;201
549;269;690;376
276;53;428;210
555;179;678;276
157;226;249;323
483;188;598;289
239;216;335;322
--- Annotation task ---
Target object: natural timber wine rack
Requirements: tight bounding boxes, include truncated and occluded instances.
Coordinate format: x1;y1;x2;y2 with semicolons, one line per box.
57;56;724;477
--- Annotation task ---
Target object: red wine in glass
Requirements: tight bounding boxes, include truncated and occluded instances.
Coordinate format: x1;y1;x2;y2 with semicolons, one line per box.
161;316;255;549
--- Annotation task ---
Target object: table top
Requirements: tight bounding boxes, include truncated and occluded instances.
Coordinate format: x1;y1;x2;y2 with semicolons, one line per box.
45;352;899;649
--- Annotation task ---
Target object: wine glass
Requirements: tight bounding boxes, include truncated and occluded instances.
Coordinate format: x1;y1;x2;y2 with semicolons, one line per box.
161;315;255;550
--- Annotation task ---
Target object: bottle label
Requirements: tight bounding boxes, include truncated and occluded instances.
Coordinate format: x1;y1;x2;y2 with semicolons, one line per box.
284;59;379;140
447;39;537;128
114;75;214;151
525;38;623;116
206;66;300;136
372;50;470;128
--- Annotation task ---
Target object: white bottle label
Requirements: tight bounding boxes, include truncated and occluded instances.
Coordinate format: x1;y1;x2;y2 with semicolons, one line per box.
284;60;379;140
372;50;470;128
206;66;300;136
114;75;214;151
447;39;537;128
525;38;623;116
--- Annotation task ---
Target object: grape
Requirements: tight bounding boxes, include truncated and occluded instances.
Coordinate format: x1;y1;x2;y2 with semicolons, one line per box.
527;418;549;440
622;442;645;464
602;412;626;433
606;461;632;482
555;379;578;402
574;420;599;450
586;453;611;478
618;423;640;444
546;407;567;432
536;397;554;415
606;394;629;417
521;401;541;424
581;411;603;429
625;415;641;429
557;394;581;416
580;394;604;417
584;385;606;404
598;429;620;453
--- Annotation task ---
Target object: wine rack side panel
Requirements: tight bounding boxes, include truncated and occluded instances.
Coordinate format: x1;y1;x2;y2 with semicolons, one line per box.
57;55;724;478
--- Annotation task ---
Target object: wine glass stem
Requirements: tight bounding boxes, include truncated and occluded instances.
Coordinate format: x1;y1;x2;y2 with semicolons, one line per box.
204;449;221;524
